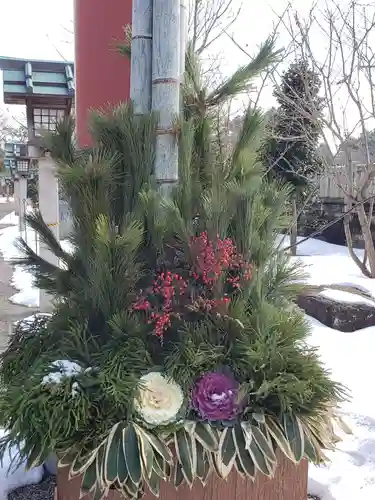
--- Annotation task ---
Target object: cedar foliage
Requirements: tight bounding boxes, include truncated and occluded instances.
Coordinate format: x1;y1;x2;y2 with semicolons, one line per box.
259;59;323;188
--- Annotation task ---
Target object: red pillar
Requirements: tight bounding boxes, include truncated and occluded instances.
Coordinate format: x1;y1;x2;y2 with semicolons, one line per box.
74;0;132;147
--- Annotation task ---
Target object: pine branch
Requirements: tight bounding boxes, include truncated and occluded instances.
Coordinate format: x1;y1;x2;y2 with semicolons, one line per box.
207;37;281;107
24;212;70;262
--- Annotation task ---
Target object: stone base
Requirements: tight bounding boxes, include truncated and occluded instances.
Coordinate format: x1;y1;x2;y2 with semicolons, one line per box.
56;453;308;500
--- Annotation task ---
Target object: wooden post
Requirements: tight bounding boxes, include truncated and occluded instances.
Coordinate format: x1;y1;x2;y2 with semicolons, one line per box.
130;0;153;114
151;0;181;196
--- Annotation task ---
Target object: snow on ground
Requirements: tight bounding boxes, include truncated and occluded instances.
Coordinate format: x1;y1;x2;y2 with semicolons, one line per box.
0;211;18;227
281;235;375;500
0;214;72;307
308;318;375;500
0;197;14;204
278;234;375;306
0;429;43;499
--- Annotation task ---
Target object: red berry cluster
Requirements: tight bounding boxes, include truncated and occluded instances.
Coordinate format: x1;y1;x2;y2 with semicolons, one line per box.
133;233;252;339
189;232;252;289
134;271;188;337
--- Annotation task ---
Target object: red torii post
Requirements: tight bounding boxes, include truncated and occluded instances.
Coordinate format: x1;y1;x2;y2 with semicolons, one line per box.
74;0;132;147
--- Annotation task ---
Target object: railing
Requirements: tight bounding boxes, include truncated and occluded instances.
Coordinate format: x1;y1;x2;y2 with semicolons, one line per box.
317;165;375;200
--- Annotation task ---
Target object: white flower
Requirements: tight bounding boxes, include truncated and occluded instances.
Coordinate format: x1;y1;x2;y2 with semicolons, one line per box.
134;372;184;426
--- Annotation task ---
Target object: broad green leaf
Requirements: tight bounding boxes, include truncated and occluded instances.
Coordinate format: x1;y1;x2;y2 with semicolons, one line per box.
303;428;319;463
174;462;185;487
211;451;233;479
234;456;246;479
232;425;256;479
196;441;206;479
195;422;219;452
251;425;276;463
184;421;196;435
253;412;265;424
137;431;154;479
123;424;142;485
116;435;128;485
104;422;123;485
134;424;173;464
196;440;211;485
153;456;167;480
153;452;170;480
124;477;141;498
248;434;272;477
266;416;295;462
91;485;105;500
58;448;73;468
336;416;352;435
175;428;197;486
81;459;97;495
241;421;253;447
218;427;237;467
145;467;160;497
283;413;305;462
70;448;96;478
95;445;105;490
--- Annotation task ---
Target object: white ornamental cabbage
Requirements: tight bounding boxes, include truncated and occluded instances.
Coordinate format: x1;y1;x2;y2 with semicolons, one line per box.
134;372;184;426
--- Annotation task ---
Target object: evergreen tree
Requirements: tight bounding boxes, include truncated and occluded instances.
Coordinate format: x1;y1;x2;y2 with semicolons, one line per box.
0;44;346;500
259;60;323;254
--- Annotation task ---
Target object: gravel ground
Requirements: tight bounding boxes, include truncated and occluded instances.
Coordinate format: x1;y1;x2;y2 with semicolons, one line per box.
9;475;55;500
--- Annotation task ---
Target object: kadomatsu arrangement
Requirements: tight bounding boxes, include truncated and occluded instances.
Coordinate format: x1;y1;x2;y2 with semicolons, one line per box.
0;42;347;500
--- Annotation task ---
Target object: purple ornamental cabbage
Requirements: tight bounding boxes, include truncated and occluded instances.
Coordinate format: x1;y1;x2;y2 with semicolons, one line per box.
191;372;243;421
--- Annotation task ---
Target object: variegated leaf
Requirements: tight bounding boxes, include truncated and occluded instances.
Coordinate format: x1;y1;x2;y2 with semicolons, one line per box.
104;422;123;485
175;428;197;486
80;459;97;497
133;424;173;464
195;422;219;452
116;434;128;485
152;453;168;480
197;446;210;486
123;424;142;485
137;430;154;480
218;427;237;467
265;416;295;462
95;445;105;490
211;452;234;480
232;425;257;479
70;448;97;479
184;421;196;435
251;425;276;463
174;462;185;488
246;429;272;477
144;467;160;497
283;414;305;462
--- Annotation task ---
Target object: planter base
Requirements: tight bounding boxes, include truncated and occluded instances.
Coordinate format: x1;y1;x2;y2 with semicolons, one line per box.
57;453;308;500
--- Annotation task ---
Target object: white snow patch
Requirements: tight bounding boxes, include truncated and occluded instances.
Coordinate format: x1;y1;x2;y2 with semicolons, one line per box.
42;360;84;386
0;429;43;500
0;211;18;226
308;318;375;500
0;223;74;308
277;235;375;499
